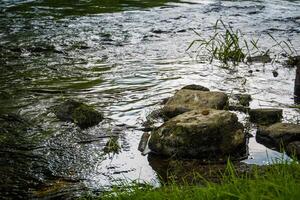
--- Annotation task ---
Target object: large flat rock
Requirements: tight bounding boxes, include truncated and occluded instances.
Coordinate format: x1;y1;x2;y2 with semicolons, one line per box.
249;108;282;125
257;123;300;145
161;89;228;119
148;108;245;160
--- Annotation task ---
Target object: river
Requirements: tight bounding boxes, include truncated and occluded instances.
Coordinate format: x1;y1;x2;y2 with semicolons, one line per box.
0;0;299;199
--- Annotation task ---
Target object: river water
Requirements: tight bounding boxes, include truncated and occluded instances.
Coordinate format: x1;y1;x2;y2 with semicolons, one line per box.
0;0;300;199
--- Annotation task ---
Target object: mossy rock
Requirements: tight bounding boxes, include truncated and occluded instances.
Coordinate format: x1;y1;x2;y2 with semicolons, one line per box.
249;108;282;125
257;123;300;147
148;108;246;160
54;100;103;129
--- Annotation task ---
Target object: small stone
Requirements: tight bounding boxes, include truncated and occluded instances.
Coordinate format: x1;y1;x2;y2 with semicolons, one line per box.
201;110;210;115
249;108;282;125
272;70;278;77
53;99;103;129
247;54;272;63
181;84;210;91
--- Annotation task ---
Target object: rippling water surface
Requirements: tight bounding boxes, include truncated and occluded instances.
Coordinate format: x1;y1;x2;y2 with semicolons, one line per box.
0;0;300;198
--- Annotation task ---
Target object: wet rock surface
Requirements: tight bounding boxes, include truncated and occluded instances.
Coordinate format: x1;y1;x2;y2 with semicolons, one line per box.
53;100;103;129
247;54;272;63
148;108;245;160
257;123;300;146
161;89;228;119
181;84;210;91
249;108;283;125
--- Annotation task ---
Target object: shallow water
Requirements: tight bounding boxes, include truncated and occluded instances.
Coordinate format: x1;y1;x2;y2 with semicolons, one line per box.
0;0;300;198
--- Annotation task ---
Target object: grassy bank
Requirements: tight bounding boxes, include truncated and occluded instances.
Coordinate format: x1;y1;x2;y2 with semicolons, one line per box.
83;160;300;200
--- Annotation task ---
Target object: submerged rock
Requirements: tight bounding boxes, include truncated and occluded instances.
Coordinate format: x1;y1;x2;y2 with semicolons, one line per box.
148;109;245;160
53;100;103;129
181;84;210;91
0;113;31;135
247;54;272;63
257;123;300;146
249;108;282;125
161;89;228;119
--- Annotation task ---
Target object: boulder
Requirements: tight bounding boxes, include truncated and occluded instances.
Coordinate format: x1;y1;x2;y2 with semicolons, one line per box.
286;141;300;159
249;108;282;125
53;100;103;129
257;123;300;146
148;108;245;160
161;89;228;119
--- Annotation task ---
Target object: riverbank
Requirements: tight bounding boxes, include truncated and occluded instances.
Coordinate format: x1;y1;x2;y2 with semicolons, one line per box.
82;160;300;200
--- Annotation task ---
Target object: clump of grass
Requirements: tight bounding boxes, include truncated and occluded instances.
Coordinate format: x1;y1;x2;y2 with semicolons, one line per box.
187;19;249;66
187;19;297;68
83;160;300;200
103;137;121;154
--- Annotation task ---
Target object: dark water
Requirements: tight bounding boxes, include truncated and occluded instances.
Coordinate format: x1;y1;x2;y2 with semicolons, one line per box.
0;0;300;199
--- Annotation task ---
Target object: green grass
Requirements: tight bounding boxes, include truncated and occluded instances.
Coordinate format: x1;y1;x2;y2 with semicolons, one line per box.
82;160;300;200
187;19;297;68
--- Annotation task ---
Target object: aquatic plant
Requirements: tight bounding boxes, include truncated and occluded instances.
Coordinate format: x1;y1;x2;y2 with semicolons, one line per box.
187;19;297;67
187;19;248;66
103;137;121;154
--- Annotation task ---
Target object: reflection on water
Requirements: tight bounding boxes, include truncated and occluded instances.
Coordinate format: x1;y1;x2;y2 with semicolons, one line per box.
0;0;300;198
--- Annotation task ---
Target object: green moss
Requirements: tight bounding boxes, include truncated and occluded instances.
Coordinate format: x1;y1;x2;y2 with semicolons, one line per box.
72;104;103;128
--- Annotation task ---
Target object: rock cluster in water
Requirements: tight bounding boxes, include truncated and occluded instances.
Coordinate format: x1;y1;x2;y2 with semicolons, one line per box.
144;84;300;161
147;85;247;161
149;108;245;160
